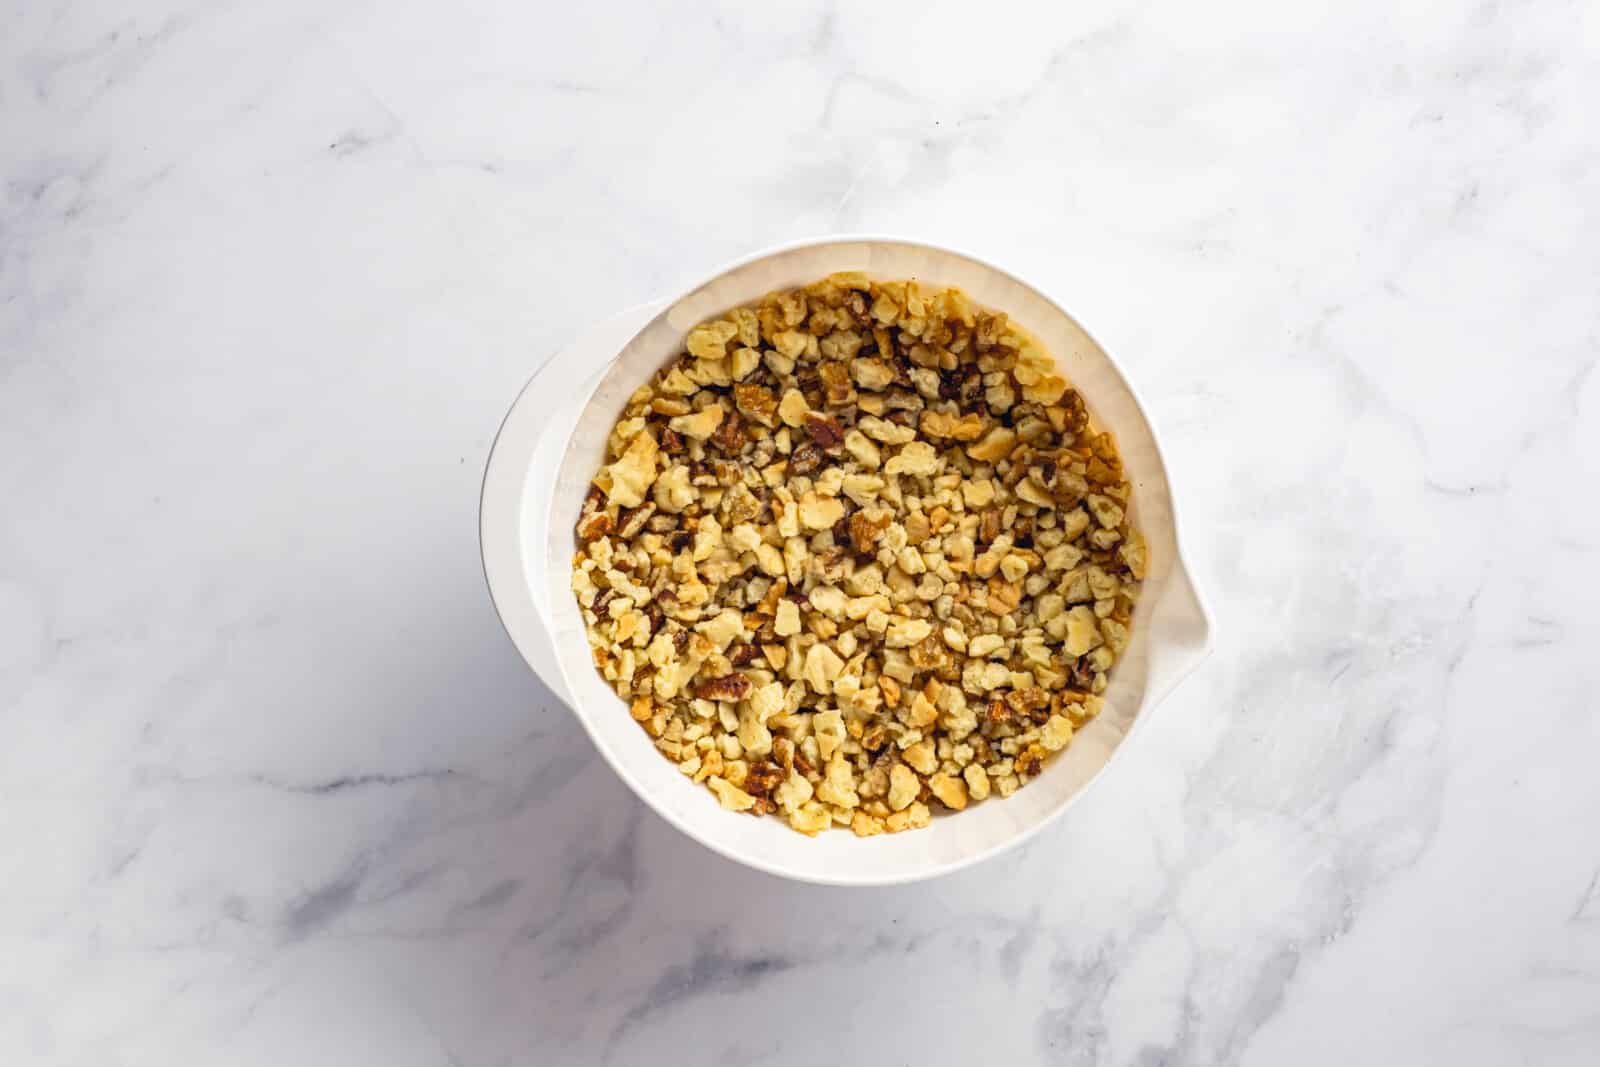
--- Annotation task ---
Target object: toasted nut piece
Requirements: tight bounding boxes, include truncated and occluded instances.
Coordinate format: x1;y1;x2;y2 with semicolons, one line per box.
858;415;917;445
843;430;882;470
849;507;892;553
600;431;660;508
707;776;756;811
773;763;813;809
887;763;919;811
709;410;745;454
695;674;752;702
1000;554;1031;583
734;383;779;427
786;443;821;477
903;740;937;775
987;576;1023;614
1063;605;1103;656
878;676;902;708
686;320;737;360
928;773;968;811
729;346;761;380
966;426;1016;462
1120;527;1148;579
659;367;698;396
921;409;985;441
743;761;785;797
1021;373;1068;405
693;748;724;783
778;389;810;428
653;466;695;513
906;689;939;728
813;709;847;761
775;599;802;637
802;643;845;693
961;479;995;508
696;609;743;651
1016;744;1047;778
773;329;811;359
1006;687;1051;722
967;633;1004;658
885;617;933;648
799;492;845;531
804;412;846;452
789;802;831;835
851;812;885;836
885;441;941;477
617;504;656;539
1040;715;1074;752
576;511;614;543
852;358;896;391
818;362;855;406
669;403;725;442
808;585;848;619
1087;493;1125;529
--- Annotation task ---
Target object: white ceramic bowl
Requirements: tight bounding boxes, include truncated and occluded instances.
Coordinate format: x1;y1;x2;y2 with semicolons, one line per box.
481;237;1211;886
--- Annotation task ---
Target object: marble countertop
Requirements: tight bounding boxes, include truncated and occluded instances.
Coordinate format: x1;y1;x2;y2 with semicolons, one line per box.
4;2;1598;1064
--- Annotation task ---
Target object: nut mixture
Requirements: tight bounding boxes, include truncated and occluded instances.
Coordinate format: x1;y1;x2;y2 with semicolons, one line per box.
572;274;1145;836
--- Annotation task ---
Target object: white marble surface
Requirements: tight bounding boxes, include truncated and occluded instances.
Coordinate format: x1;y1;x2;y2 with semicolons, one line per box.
3;1;1598;1063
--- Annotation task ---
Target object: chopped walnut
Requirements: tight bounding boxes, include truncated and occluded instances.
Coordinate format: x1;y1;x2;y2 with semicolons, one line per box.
576;510;614;544
928;773;968;811
920;409;985;441
599;430;659;508
574;275;1142;836
804;412;846;452
686;320;737;360
694;673;752;702
778;388;810;427
966;426;1016;463
707;776;756;812
885;617;934;649
887;763;920;811
798;492;845;531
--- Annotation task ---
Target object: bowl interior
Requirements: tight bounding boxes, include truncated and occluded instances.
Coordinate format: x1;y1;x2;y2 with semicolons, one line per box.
539;239;1205;885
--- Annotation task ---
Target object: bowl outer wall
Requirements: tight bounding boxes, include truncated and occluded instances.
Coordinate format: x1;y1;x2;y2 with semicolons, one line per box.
484;235;1212;886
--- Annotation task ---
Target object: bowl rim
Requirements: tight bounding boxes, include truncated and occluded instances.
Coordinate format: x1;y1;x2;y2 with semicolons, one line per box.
482;233;1213;886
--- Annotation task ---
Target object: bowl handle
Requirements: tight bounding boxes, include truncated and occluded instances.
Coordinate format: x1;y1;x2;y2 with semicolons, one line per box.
1143;555;1215;709
481;301;667;708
